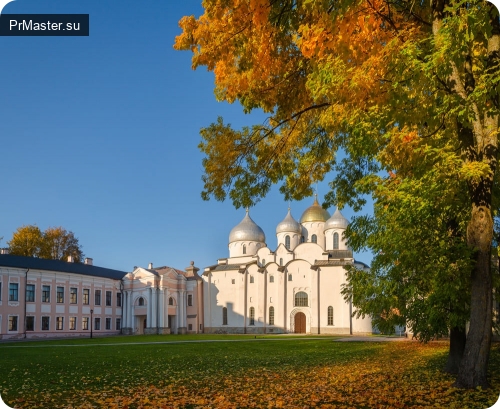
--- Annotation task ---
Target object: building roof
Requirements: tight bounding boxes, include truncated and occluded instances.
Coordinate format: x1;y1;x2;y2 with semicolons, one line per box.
229;210;266;244
300;196;330;223
0;254;126;280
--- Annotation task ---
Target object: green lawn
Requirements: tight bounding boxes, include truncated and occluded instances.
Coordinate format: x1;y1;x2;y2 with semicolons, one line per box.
0;335;499;408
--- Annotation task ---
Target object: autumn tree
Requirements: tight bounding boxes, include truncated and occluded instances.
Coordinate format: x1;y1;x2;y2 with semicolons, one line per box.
8;225;84;262
175;0;499;388
7;225;44;257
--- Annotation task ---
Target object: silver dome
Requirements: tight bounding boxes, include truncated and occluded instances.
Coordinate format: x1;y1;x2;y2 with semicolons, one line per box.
324;208;349;230
276;208;301;234
229;210;266;243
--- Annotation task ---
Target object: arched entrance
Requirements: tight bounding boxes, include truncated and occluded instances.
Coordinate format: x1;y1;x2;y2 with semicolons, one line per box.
294;312;306;333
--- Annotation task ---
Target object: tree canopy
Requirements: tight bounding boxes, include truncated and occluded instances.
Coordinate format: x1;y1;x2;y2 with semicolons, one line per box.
8;225;84;263
175;0;500;388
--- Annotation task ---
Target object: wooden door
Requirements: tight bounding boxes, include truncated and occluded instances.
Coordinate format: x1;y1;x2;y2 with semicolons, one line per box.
294;312;306;333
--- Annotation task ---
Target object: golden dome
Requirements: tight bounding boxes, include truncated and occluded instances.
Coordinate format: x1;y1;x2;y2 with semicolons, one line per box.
300;196;330;223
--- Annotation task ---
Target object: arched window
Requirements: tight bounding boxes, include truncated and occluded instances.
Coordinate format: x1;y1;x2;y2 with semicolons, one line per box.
250;275;254;283
269;306;275;325
311;234;317;244
288;274;292;281
222;307;228;325
295;291;308;307
262;259;265;266
300;236;305;243
327;306;334;325
285;235;290;250
138;297;144;306
249;307;255;325
269;275;274;283
333;232;339;249
168;297;174;306
280;258;283;266
243;244;246;254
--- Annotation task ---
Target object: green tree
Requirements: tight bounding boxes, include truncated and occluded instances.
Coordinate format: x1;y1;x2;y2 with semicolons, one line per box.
175;0;500;388
8;225;84;262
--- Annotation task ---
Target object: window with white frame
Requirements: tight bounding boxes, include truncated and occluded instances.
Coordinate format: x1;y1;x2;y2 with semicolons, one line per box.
327;306;334;325
42;285;50;302
294;291;308;307
41;316;50;331
26;284;35;302
26;316;34;331
69;317;76;330
187;294;193;306
116;318;121;330
269;306;274;325
94;317;100;330
106;317;111;330
70;288;77;304
222;307;228;325
83;289;89;305
117;293;122;307
8;316;18;331
169;297;174;305
57;286;64;303
56;317;64;330
82;317;89;330
95;290;101;305
249;307;255;325
106;291;112;306
9;283;18;301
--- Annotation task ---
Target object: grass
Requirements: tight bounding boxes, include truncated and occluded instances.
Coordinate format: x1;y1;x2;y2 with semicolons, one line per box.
0;335;499;408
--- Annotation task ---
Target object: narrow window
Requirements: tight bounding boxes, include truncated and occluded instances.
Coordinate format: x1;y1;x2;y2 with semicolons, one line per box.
57;287;64;303
83;289;90;305
106;291;112;306
117;293;122;307
333;232;339;250
280;258;283;266
95;290;101;305
250;275;254;283
94;318;101;330
311;234;317;244
42;285;50;302
168;297;174;305
188;324;193;331
269;306;275;325
294;291;308;307
249;307;255;325
138;297;144;306
70;288;77;304
116;318;121;330
243;244;246;254
285;235;290;250
328;306;334;326
26;284;35;302
9;283;18;301
69;317;76;330
232;279;235;284
262;259;265;266
187;294;193;306
222;307;228;325
56;317;64;330
26;316;34;331
300;236;305;243
269;275;274;283
82;317;89;330
41;316;50;331
8;316;18;331
106;318;111;330
288;274;292;281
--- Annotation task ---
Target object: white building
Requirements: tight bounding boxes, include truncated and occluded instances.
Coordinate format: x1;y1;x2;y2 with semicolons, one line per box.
202;197;373;334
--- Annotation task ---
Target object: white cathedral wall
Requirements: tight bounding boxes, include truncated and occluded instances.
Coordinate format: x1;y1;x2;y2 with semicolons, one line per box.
301;222;326;248
324;229;348;251
229;241;264;258
276;232;300;251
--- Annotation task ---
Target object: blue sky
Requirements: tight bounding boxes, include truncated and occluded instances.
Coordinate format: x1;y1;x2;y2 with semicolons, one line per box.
0;0;375;272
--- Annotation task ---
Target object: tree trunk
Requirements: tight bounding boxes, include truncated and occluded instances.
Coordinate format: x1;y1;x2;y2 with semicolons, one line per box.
445;326;466;375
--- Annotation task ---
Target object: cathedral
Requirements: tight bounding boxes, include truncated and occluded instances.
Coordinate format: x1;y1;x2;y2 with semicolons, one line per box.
202;197;373;335
0;197;373;338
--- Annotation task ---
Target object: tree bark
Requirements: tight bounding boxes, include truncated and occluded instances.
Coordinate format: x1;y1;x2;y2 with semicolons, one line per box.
445;326;466;374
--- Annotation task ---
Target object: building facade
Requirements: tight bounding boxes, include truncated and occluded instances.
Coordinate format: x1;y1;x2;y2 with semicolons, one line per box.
202;197;373;335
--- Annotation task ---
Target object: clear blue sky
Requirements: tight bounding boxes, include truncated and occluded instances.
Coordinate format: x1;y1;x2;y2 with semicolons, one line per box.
0;0;374;272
